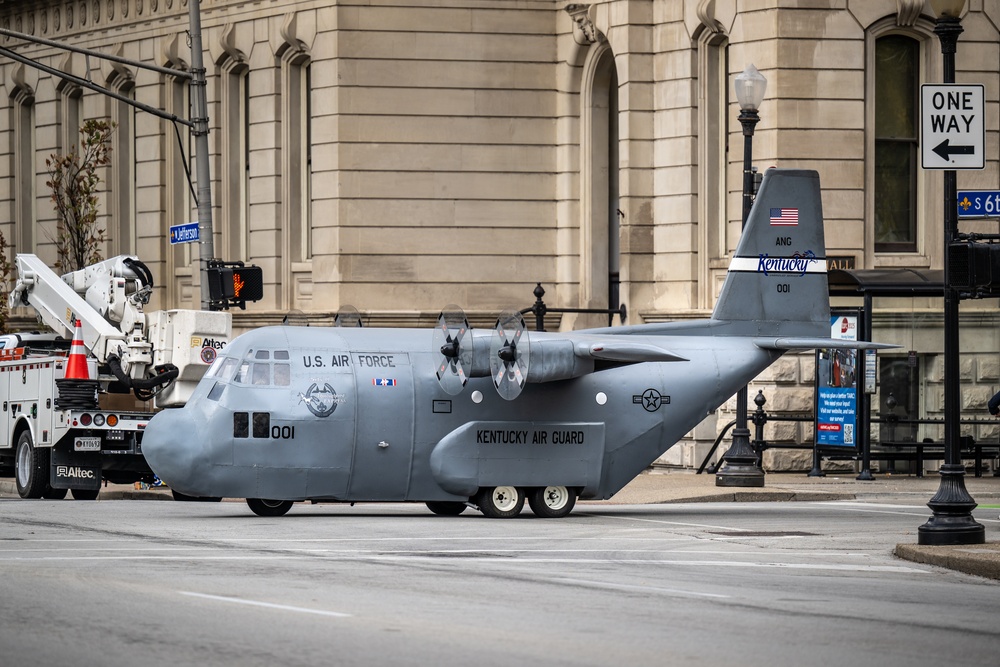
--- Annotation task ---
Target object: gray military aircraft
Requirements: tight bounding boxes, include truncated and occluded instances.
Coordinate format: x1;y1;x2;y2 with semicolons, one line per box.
142;169;886;518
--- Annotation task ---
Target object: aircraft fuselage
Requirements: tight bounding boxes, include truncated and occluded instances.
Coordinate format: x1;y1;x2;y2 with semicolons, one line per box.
143;325;778;503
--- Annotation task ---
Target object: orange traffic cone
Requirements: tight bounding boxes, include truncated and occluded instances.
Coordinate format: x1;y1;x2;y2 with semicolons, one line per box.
65;319;90;380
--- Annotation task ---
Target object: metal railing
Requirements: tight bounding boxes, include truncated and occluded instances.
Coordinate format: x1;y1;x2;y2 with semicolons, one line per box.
521;283;626;331
697;389;1000;478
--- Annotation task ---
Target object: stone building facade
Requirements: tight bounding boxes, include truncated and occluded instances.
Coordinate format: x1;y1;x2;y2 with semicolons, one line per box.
1;0;998;470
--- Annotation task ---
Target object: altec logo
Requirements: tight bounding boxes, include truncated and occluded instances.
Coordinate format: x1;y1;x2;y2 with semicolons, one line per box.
56;465;95;479
191;337;227;349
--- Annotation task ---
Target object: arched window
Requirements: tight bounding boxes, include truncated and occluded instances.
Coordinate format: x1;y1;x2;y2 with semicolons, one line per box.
221;60;249;262
111;77;136;256
283;54;312;264
697;31;729;308
11;86;35;255
165;71;194;307
58;84;82;157
874;34;920;253
582;46;620;312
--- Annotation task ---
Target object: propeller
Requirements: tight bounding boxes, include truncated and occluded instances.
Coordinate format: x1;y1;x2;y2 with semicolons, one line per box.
490;310;530;400
433;305;473;395
334;305;363;328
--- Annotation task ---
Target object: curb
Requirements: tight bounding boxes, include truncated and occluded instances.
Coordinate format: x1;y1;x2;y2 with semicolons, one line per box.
661;491;856;503
0;479;171;500
895;542;1000;581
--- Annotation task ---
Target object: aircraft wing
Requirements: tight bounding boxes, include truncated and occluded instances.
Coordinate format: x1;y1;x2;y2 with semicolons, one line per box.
753;337;899;351
574;341;688;363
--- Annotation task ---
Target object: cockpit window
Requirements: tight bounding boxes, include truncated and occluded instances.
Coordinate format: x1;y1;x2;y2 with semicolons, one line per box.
252;363;270;385
204;356;225;378
217;357;239;381
230;350;292;386
235;361;251;384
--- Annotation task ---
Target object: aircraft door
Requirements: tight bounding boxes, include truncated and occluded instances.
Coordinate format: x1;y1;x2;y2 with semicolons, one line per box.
348;352;414;500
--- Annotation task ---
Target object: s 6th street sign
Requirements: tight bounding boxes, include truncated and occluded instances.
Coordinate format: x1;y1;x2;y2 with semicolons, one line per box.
920;84;985;170
957;191;1000;219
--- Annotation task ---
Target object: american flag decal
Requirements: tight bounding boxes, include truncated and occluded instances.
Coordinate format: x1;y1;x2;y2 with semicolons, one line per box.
372;378;397;387
769;208;799;226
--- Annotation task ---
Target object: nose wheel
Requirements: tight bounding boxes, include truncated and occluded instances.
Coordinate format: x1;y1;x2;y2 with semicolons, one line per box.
246;498;294;517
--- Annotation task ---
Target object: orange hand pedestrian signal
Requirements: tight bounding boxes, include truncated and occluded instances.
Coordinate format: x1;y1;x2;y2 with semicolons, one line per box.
207;262;264;309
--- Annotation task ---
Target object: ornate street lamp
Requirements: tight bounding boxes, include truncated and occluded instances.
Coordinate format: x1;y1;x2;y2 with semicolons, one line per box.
918;0;985;545
717;64;767;488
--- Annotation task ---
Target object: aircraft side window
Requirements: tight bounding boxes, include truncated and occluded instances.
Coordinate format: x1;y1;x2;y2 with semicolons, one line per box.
255;350;270;360
235;361;251;384
204;356;225;378
252;363;270;385
274;350;290;360
218;357;239;381
274;363;291;386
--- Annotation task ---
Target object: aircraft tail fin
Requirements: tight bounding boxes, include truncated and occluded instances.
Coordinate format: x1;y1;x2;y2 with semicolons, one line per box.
711;169;829;338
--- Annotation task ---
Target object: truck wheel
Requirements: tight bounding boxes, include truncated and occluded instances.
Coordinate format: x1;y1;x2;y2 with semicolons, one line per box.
476;486;524;518
71;489;100;501
43;487;69;500
15;431;49;499
527;486;577;518
246;498;293;517
426;501;467;516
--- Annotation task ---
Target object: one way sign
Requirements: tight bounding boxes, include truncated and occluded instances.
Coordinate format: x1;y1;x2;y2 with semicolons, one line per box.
921;84;985;170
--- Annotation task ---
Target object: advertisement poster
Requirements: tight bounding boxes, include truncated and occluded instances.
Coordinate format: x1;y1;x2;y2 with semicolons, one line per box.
815;313;859;447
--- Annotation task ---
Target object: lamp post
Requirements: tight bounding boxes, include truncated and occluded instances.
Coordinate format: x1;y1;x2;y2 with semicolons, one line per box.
717;64;767;488
918;0;984;545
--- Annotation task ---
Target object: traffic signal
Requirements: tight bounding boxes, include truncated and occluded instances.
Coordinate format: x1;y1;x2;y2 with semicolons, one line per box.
207;261;264;309
949;241;1000;294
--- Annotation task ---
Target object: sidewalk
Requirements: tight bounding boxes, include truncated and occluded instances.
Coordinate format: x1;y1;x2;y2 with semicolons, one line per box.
601;469;1000;582
3;470;999;580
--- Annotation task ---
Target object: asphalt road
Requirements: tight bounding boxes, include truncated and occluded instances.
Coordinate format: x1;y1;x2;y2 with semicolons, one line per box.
1;498;998;667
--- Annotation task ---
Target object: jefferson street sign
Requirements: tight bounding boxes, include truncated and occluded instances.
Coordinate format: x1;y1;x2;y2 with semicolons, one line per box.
920;84;985;170
169;221;200;244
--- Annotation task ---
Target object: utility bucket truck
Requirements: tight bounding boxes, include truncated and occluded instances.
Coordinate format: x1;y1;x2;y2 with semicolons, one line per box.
0;254;230;499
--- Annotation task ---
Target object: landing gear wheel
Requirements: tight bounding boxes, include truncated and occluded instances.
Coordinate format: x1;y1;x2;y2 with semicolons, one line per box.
426;501;467;516
71;488;100;501
528;486;577;518
43;487;68;500
15;431;49;499
476;486;524;519
246;498;294;517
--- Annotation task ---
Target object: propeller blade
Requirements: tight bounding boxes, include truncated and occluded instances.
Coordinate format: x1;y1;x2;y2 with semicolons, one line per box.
489;309;530;401
432;305;472;395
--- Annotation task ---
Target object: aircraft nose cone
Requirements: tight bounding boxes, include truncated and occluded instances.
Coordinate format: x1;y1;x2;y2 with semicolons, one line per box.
142;408;203;494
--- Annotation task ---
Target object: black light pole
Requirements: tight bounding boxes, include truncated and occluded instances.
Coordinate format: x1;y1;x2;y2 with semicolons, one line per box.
918;0;984;545
717;64;767;488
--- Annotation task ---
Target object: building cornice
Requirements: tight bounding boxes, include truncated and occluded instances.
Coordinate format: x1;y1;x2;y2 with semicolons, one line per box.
0;0;192;42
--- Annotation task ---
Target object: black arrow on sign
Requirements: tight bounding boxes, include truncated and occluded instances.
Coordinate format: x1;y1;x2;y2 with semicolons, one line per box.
933;138;975;162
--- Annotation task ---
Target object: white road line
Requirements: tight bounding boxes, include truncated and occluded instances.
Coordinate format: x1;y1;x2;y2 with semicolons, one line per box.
0;554;929;572
350;555;930;573
550;576;732;599
179;591;351;618
575;512;749;531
